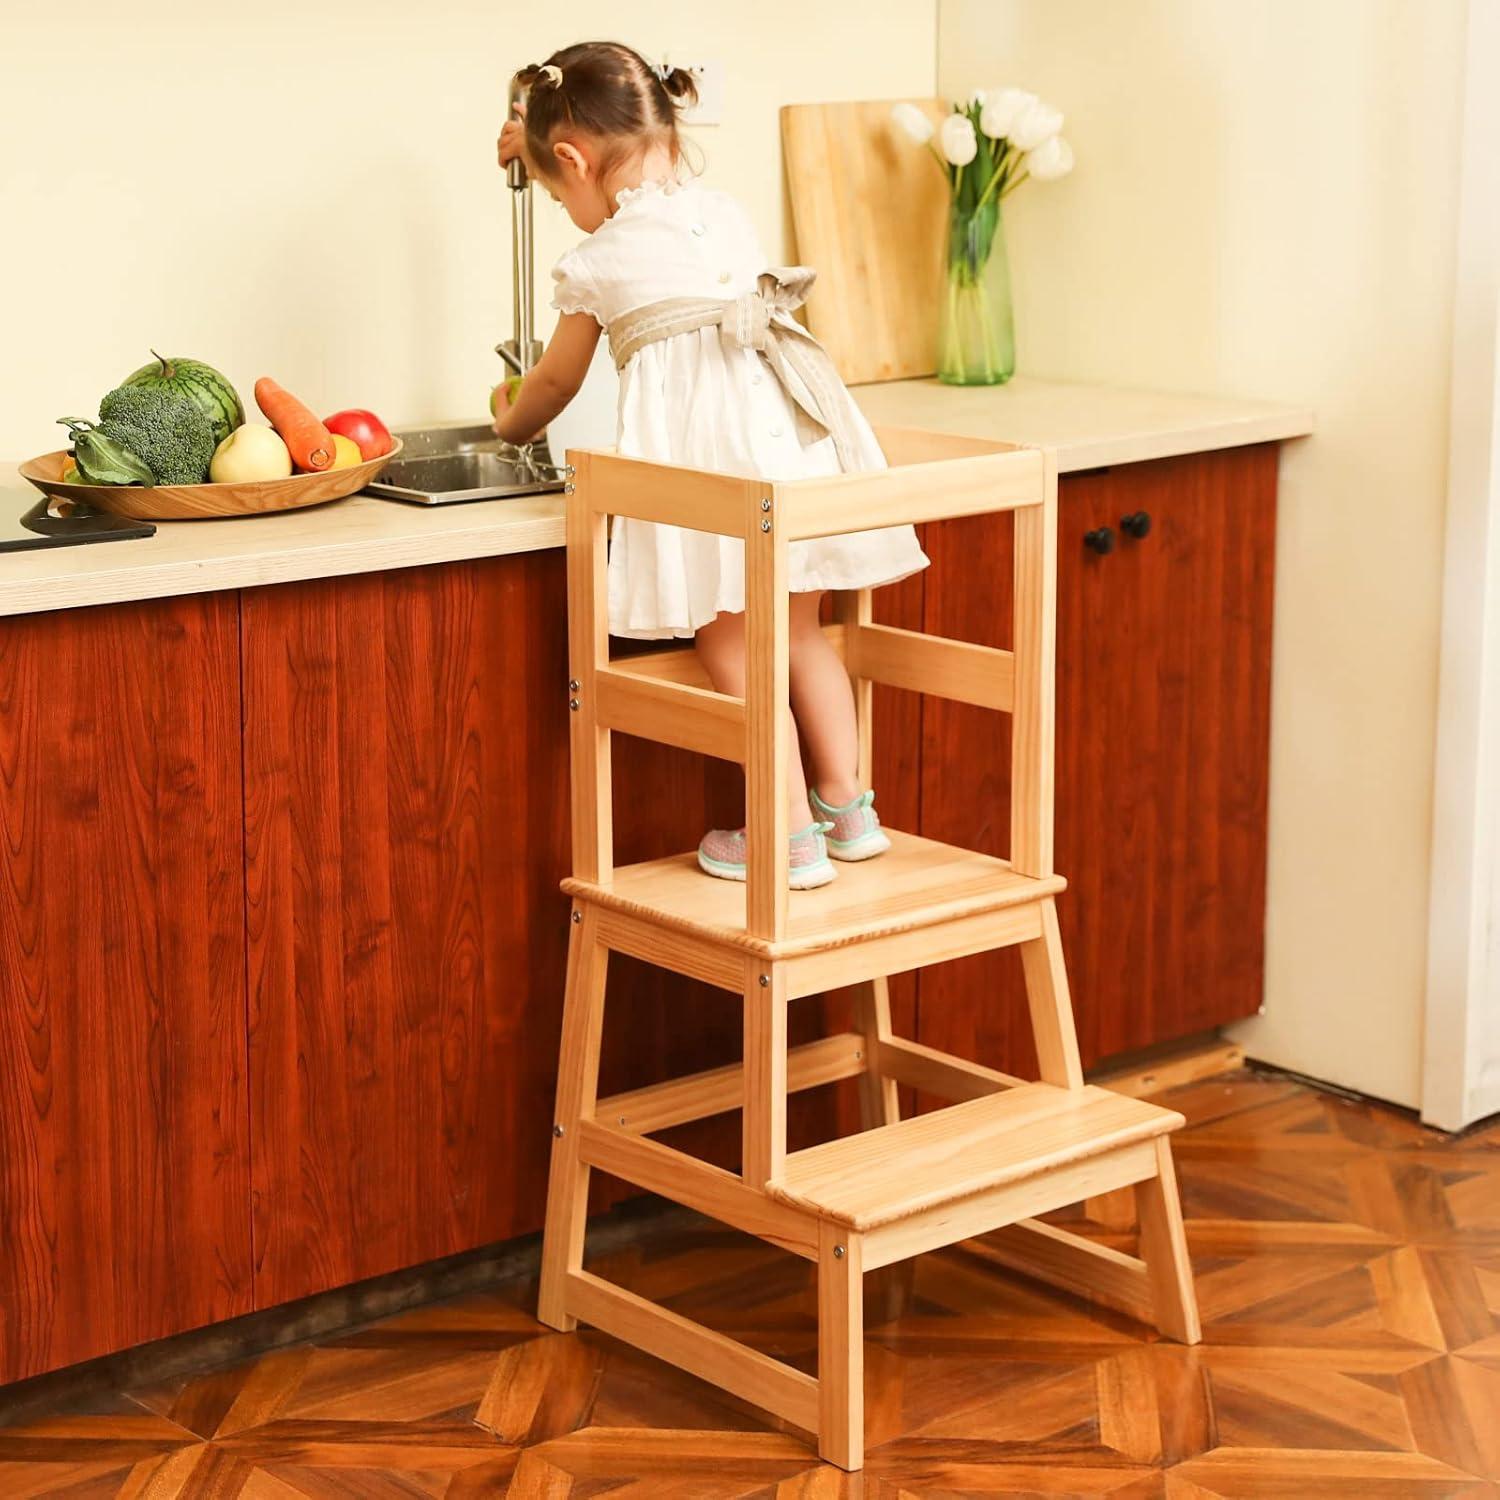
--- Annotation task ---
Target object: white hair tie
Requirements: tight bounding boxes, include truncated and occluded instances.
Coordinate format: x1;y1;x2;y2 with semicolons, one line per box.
538;63;562;86
650;61;671;83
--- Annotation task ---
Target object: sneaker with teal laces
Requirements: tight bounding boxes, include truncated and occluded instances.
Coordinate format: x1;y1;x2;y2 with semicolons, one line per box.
809;788;892;862
696;822;837;889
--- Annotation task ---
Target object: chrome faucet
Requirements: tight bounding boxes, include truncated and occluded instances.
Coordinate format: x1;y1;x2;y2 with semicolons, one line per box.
497;73;544;379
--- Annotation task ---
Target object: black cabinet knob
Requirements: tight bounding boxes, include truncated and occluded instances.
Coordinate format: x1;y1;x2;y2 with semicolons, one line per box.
1084;526;1116;555
1121;511;1152;539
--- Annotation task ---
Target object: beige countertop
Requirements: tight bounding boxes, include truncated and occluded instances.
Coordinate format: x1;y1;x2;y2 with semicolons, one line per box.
0;489;566;618
853;376;1314;471
1;378;1312;618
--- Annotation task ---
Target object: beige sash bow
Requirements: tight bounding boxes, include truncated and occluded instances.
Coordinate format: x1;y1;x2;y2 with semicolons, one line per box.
606;267;866;473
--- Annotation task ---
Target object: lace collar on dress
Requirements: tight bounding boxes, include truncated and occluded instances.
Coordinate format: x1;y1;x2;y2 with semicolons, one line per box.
613;176;684;211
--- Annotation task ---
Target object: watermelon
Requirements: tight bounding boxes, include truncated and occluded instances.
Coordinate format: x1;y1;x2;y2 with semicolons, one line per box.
121;351;244;446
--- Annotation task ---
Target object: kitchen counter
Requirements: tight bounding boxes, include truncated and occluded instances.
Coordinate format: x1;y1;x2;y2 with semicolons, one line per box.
0;488;566;619
0;378;1312;619
853;376;1314;471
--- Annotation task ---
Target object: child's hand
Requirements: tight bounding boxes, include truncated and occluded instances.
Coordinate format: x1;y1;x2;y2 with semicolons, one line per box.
497;103;527;171
490;376;531;438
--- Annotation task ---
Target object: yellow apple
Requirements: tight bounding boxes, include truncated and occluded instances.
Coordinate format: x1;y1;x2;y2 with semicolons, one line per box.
329;434;363;470
210;424;292;483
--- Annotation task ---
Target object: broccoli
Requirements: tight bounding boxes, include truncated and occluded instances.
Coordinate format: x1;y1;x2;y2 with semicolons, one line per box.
97;384;215;485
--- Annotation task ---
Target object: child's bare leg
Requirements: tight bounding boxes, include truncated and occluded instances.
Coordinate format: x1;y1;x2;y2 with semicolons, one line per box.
788;592;862;807
695;610;816;829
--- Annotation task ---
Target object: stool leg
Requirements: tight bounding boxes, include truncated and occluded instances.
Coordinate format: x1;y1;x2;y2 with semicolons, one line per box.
538;905;609;1332
852;977;900;1130
1137;1138;1201;1344
1019;897;1084;1089
742;960;787;1187
817;1220;864;1470
1087;1184;1139;1230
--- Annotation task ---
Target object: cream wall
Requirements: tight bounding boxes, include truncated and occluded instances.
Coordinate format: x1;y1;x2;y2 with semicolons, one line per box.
938;0;1468;1107
0;1;936;461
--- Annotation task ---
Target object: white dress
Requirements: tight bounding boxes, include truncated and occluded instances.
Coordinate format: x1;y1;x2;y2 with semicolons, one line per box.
551;178;930;640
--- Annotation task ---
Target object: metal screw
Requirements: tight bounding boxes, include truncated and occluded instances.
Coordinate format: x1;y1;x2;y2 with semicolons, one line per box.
563;483;575;494
833;1245;845;1259
618;1115;627;1126
760;497;772;512
564;463;576;478
758;974;769;987
553;1124;565;1138
569;698;580;712
760;519;771;533
568;678;580;691
855;1050;863;1061
571;910;582;924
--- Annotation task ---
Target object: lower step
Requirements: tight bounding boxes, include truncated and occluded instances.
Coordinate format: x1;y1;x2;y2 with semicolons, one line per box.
769;1082;1181;1231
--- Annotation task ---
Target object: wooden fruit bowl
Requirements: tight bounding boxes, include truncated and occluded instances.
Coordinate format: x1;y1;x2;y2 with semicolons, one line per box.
18;439;402;521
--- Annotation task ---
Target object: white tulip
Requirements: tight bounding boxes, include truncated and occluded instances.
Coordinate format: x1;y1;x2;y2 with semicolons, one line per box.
890;101;934;145
938;112;978;166
1026;134;1074;181
1008;97;1064;151
979;87;1036;141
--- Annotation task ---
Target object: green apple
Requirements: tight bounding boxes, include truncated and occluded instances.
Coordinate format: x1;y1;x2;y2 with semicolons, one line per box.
490;376;524;418
210;424;293;483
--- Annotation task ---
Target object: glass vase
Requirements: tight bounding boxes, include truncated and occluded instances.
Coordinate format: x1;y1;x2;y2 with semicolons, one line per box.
939;198;1015;386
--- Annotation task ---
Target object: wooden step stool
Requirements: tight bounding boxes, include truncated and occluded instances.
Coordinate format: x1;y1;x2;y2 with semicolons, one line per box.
539;430;1202;1470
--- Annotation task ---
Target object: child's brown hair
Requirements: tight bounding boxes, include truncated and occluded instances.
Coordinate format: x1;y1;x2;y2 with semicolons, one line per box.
517;42;699;184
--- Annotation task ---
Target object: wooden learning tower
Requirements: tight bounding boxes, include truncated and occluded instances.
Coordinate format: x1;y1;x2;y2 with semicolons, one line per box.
539;428;1202;1470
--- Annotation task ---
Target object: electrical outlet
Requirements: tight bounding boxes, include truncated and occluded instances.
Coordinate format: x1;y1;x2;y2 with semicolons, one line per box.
666;56;723;126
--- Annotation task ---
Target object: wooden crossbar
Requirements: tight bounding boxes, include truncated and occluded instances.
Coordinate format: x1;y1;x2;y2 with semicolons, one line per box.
576;1118;818;1259
964;1218;1155;1324
608;624;848;691
600;1032;867;1135
594;667;746;763
778;447;1044;541
568;1270;819;1432
876;1036;1025;1100
847;623;1014;713
584;450;751;536
594;907;746;991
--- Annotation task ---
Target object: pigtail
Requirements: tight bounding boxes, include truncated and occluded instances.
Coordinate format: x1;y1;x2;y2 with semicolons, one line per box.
658;65;699;109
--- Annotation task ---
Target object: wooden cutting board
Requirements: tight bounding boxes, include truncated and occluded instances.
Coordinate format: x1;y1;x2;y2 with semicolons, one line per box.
781;99;950;386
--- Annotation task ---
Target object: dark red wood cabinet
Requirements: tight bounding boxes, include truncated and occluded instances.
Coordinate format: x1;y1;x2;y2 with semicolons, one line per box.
240;556;572;1306
918;444;1277;1076
0;594;252;1382
0;443;1278;1382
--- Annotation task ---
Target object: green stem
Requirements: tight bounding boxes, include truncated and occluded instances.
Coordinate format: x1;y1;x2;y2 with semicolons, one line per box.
999;170;1030;200
973;143;1014;210
975;280;996;382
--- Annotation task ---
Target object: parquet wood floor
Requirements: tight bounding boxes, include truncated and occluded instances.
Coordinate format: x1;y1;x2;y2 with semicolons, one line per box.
3;1074;1499;1497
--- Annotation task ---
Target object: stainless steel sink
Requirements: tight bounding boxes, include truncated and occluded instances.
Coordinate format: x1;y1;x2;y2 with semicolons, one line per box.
367;422;567;506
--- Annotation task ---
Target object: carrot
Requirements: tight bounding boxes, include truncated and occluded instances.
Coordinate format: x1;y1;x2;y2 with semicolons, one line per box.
254;377;334;472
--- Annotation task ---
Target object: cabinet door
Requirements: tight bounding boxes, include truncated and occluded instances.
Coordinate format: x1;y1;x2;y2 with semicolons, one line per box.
0;595;251;1382
917;445;1278;1073
241;556;571;1307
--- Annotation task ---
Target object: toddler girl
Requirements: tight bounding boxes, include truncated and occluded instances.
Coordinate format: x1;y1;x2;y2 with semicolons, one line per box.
493;40;929;890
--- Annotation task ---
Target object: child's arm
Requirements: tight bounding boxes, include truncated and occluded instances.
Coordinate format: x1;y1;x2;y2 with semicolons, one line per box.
492;312;601;444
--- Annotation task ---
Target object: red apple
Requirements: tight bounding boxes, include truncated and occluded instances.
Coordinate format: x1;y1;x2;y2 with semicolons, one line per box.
323;408;392;461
